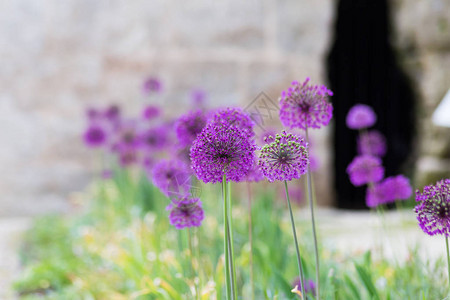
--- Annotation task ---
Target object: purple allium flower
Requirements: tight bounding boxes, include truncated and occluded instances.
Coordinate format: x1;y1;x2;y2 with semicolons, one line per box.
142;105;161;120
279;78;333;130
168;197;204;229
258;131;309;182
211;107;255;137
382;175;413;201
190;123;256;184
83;125;107;147
191;89;206;105
104;105;120;122
118;146;139;166
357;130;387;157
346;104;377;129
415;179;450;237
86;108;101;120
292;277;316;297
366;183;386;208
151;159;192;198
346;155;384;186
138;125;168;151
113;121;140;149
174;110;208;147
142;77;162;94
244;162;265;183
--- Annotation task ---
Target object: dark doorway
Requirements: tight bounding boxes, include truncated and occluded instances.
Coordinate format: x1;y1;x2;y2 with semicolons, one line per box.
326;0;416;209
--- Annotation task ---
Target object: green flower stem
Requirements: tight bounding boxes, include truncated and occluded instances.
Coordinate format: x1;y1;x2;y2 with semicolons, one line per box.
446;236;450;294
222;175;232;299
187;228;199;300
227;182;238;299
284;180;306;300
247;183;255;300
305;127;320;300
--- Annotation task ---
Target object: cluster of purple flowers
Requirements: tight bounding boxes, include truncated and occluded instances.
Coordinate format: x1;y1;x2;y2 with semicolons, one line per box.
345;104;412;207
415;179;450;237
279;78;333;130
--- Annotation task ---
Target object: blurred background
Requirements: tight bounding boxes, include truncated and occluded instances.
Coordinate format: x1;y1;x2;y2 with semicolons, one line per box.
1;0;449;217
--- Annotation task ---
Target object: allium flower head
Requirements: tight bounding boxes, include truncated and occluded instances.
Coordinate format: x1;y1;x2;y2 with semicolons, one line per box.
151;159;191;198
279;78;333;130
415;179;450;237
142;105;161;120
211;107;255;137
83;125;107;148
292;277;316;297
258;131;309;182
168;197;204;229
346;104;377;129
357;130;387;157
366;175;412;207
174;110;208;147
139;125;169;152
142;77;162;94
104;105;120;122
346;155;384;186
244;162;265;182
190;122;256;183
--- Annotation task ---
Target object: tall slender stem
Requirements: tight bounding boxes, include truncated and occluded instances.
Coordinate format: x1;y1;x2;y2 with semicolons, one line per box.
222;175;232;299
446;236;450;294
188;228;199;300
284;180;306;300
227;182;238;299
247;183;255;300
305;127;320;299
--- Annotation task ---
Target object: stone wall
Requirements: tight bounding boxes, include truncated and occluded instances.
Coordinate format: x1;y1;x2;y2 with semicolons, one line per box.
0;0;335;216
393;0;450;187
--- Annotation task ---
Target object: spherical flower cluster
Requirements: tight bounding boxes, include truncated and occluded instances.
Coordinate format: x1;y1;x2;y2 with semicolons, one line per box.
151;159;191;198
142;77;162;94
139;125;169;151
258;131;309;182
415;179;450;237
83;125;107;148
244;162;265;183
346;104;377;129
174;110;208;147
346;155;384;186
292;277;316;297
357;130;387;157
279;78;333;130
142;105;161;120
190;123;256;184
211;107;255;137
168;197;204;229
365;175;412;207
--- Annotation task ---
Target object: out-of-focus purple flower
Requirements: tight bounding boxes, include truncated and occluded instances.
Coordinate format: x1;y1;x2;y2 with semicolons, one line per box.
211;107;255;137
83;125;107;148
191;89;207;106
101;169;113;179
357;130;387;157
86;108;101;120
382;175;413;200
346;155;384;186
190;123;256;183
151;159;192;198
366;175;412;207
258;131;309;182
415;179;450;237
167;197;204;229
113;121;140;149
346;104;377;129
292;277;316;297
279;78;333;130
118;146;139;167
244;162;265;183
142;77;162;94
138;125;168;152
174;110;208;147
142;105;161;120
104;105;120;122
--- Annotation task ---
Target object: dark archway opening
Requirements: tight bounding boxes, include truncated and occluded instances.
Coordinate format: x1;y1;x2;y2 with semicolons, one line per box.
326;0;416;209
